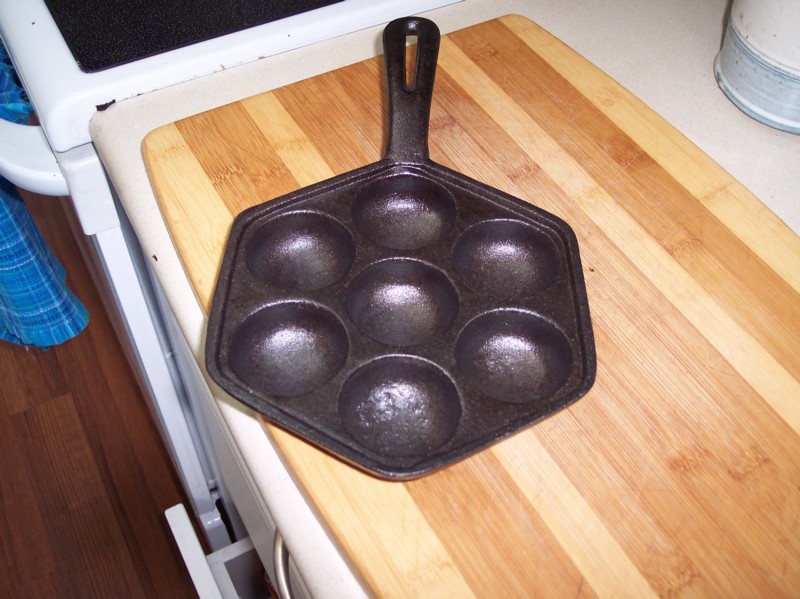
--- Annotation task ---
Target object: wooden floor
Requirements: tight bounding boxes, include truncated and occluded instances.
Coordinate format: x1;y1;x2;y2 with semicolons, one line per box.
0;190;197;598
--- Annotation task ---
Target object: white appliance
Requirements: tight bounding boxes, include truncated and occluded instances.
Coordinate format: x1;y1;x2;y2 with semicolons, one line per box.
0;1;459;595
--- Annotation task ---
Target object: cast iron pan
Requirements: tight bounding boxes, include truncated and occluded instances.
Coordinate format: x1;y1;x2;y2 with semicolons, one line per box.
206;16;596;480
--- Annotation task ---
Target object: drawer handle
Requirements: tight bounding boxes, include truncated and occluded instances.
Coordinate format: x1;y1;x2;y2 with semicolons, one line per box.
273;529;294;599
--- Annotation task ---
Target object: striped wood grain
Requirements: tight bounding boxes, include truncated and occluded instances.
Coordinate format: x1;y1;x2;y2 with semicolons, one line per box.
143;16;800;598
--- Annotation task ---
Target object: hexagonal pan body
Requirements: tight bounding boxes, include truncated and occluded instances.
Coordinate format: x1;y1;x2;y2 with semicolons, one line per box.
206;17;596;480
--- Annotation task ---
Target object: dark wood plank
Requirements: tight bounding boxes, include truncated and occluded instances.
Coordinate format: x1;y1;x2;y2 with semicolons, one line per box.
12;392;150;597
0;190;196;598
0;390;63;598
0;336;68;415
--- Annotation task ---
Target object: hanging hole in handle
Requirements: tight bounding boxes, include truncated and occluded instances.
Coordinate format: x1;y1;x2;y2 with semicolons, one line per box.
383;17;440;163
405;34;419;90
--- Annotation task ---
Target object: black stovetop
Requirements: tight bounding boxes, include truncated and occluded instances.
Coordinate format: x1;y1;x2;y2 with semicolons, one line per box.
44;0;343;73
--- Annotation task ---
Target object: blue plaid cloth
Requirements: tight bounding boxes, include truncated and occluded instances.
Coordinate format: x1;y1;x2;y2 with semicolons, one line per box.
0;45;88;347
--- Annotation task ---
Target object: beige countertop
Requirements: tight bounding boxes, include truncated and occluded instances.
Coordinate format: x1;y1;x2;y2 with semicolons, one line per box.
91;1;799;596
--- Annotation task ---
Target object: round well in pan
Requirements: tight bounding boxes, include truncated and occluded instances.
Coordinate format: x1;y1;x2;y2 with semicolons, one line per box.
245;211;355;291
228;302;348;397
452;219;559;298
346;258;458;347
352;174;456;250
455;309;573;403
339;355;461;457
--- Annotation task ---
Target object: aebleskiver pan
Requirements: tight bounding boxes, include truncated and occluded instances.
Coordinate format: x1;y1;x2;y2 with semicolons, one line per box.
205;16;596;479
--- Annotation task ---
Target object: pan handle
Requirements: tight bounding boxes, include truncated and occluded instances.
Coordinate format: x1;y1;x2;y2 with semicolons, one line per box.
383;16;441;163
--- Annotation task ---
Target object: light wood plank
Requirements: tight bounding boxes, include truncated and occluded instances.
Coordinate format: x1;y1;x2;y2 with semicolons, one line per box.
493;434;658;599
241;93;336;186
143;124;235;311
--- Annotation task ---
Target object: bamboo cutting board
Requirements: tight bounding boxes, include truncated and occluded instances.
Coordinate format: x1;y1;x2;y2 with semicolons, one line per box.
143;16;800;598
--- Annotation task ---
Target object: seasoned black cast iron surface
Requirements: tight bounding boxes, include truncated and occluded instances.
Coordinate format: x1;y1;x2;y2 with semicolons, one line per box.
206;17;596;479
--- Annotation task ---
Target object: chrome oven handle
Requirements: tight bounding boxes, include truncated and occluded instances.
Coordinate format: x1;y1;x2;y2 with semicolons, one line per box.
273;529;294;599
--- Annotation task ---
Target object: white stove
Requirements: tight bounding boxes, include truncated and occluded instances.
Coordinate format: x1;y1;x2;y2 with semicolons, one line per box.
0;0;459;230
4;0;456;154
0;1;459;596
